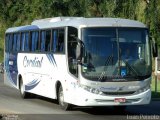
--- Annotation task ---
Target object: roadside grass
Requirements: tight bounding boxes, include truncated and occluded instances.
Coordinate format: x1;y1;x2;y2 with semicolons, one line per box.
151;76;160;99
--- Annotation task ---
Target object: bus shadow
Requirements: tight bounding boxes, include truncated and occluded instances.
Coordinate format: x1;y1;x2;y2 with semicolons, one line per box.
26;94;160;116
26;94;127;115
79;105;160;115
72;106;134;115
27;93;59;105
73;106;160;115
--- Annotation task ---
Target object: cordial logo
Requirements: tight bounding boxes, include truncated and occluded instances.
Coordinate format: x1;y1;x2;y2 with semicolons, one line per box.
23;56;43;68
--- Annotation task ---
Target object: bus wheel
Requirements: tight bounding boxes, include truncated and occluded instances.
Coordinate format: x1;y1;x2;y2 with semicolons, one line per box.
19;80;28;98
58;85;72;110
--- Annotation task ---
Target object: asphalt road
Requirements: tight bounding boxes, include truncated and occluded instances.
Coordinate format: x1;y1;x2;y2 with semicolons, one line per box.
0;73;160;120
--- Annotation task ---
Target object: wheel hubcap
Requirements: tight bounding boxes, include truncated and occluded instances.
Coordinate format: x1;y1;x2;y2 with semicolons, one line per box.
59;89;64;106
20;82;24;94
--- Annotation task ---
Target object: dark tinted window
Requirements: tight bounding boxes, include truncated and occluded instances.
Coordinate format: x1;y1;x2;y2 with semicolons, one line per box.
16;33;21;51
9;34;13;52
5;34;9;52
24;32;30;51
41;30;51;52
51;28;65;53
67;27;78;77
13;34;17;52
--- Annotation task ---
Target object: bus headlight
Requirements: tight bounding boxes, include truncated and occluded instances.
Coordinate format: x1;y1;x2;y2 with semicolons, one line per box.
135;84;150;94
80;85;102;94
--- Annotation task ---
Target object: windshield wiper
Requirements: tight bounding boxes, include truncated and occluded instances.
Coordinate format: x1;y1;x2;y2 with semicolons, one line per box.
98;55;113;81
104;55;113;66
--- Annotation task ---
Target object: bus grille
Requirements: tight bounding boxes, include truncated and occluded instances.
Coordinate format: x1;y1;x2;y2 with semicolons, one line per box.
102;91;135;96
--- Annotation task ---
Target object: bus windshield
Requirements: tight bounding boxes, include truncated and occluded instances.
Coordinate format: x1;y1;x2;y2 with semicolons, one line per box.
81;28;151;81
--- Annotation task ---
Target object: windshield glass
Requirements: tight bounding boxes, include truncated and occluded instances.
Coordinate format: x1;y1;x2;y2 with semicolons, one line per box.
81;28;151;81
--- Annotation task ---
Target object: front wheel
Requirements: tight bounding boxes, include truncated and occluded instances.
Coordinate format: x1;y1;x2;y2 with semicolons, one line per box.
19;80;28;98
58;85;72;110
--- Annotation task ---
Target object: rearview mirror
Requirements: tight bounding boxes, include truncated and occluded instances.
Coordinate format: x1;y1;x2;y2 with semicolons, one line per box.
76;40;84;63
70;35;85;63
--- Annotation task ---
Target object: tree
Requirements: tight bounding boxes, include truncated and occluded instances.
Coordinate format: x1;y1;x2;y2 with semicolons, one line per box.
0;0;160;62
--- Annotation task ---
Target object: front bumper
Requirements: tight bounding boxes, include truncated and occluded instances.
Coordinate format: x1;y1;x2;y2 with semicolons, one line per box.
72;88;151;106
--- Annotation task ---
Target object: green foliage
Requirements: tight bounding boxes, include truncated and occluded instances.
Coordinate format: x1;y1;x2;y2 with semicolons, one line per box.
151;76;160;98
0;0;160;62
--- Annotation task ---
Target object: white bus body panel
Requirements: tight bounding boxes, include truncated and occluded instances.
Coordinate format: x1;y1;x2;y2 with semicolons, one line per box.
64;78;151;106
17;53;68;99
65;86;151;106
17;53;151;106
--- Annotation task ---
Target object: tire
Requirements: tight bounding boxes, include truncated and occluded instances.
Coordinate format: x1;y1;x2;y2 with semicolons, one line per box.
58;85;72;110
19;79;28;98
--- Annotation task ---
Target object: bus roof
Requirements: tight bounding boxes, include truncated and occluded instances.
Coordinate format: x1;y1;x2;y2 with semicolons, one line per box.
6;17;147;33
32;17;147;28
6;25;39;33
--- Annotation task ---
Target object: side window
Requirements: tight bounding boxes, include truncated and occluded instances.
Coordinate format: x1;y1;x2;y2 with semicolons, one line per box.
67;27;78;77
41;30;51;52
21;33;25;51
45;30;51;51
41;31;46;51
16;33;21;51
9;34;13;52
31;31;35;51
5;34;9;52
31;31;39;52
51;29;58;52
51;28;64;53
57;29;64;53
24;32;30;51
13;33;17;52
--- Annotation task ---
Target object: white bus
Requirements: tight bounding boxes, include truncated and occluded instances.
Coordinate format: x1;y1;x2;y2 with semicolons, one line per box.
4;17;157;110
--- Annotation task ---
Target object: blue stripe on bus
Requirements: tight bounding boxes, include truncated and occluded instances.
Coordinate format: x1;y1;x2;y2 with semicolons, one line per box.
46;54;57;67
50;54;57;67
5;53;17;87
46;54;52;65
26;79;39;86
25;79;40;91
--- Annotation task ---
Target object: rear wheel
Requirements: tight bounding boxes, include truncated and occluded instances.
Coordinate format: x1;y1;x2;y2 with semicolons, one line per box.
19;79;28;98
58;85;72;110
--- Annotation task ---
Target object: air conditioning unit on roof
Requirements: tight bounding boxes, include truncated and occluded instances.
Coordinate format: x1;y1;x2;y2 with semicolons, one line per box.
31;17;83;25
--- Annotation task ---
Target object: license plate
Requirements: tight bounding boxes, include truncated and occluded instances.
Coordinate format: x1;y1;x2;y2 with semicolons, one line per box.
114;98;126;103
